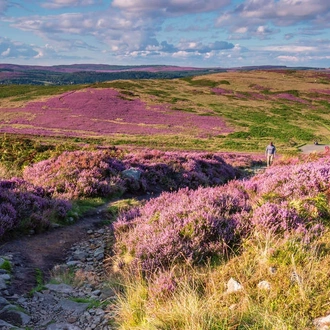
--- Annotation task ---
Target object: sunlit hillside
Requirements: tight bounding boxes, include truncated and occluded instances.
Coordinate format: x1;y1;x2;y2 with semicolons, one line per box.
0;69;329;153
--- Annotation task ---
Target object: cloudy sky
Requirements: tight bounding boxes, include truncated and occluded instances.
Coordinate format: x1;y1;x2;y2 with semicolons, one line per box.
0;0;330;68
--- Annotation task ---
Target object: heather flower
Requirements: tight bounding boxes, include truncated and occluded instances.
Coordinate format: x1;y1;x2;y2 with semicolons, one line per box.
23;149;240;198
0;178;72;238
0;203;17;236
244;156;330;201
113;183;250;275
251;202;304;236
23;150;126;199
0;87;232;137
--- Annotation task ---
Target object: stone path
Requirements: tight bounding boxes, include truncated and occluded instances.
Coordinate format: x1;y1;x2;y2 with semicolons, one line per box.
0;225;116;329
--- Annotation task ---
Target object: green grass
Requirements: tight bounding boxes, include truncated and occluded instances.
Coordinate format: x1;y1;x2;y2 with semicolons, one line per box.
112;230;330;330
181;77;219;87
69;197;109;218
106;198;141;222
28;268;46;296
70;297;108;309
0;134;102;173
0;259;12;273
0;84;84;100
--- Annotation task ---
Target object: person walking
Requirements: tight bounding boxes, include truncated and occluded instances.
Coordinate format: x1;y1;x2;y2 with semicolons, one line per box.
265;141;276;167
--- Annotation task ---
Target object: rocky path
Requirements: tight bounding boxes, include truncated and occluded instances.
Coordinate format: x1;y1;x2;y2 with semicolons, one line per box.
0;206;117;329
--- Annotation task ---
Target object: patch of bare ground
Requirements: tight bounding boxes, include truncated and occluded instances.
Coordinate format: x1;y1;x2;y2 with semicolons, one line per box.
0;206;109;295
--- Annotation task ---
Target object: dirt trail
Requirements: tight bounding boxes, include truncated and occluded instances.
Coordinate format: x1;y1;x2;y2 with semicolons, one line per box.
0;209;108;295
300;143;329;154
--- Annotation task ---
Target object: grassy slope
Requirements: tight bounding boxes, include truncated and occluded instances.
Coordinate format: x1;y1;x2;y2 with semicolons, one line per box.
102;70;330;153
0;69;329;153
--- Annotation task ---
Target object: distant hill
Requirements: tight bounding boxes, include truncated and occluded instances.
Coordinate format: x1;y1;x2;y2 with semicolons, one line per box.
0;63;228;85
0;63;322;85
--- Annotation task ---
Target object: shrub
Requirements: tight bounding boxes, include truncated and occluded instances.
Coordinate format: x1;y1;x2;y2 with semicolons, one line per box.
113;155;330;277
23;150;127;199
0;178;71;238
113;183;251;275
23;149;241;199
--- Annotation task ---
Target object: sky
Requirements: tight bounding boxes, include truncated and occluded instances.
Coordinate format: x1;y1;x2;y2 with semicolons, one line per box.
0;0;330;68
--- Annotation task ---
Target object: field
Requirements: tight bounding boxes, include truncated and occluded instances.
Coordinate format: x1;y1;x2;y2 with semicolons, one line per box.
1;69;330;329
1;69;330;153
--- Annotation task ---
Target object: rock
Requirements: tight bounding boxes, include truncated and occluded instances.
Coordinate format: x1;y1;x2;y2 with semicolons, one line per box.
0;277;8;290
226;278;243;294
72;250;88;261
45;283;75;294
47;323;82;330
59;298;89;314
0;273;11;281
0;296;10;310
0;318;21;329
122;168;142;180
0;257;5;267
0;307;31;326
257;280;271;291
314;314;330;330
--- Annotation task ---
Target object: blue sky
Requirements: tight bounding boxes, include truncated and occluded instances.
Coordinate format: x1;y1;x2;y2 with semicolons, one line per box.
0;0;330;68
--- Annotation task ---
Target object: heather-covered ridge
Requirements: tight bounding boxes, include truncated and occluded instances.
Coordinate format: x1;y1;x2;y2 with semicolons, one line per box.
113;153;330;275
0;88;232;138
1;69;330;153
0;147;262;238
0;178;71;238
22;148;254;199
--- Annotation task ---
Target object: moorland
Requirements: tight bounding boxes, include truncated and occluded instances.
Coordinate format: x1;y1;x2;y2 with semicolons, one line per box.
1;67;330;329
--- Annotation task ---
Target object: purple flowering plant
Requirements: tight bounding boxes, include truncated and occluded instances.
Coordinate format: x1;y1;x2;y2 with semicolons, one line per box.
23;149;241;199
113;183;251;275
0;178;71;238
113;154;330;276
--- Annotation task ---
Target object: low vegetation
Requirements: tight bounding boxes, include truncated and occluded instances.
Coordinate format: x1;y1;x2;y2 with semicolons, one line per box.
0;144;261;238
110;151;330;329
1;138;330;328
1;69;330;329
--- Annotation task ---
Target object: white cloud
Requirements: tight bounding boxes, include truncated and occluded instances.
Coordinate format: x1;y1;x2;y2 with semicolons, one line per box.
2;0;330;67
239;0;329;23
216;0;330;35
0;37;39;58
277;55;299;62
264;45;316;52
34;50;44;58
112;0;230;15
235;27;248;34
1;47;10;56
42;0;101;9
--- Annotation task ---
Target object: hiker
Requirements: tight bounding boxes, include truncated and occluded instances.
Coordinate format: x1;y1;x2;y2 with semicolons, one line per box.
265;141;276;167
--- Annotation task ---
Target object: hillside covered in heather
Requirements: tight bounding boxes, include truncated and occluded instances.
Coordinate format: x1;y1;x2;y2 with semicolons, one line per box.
1;68;330;154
